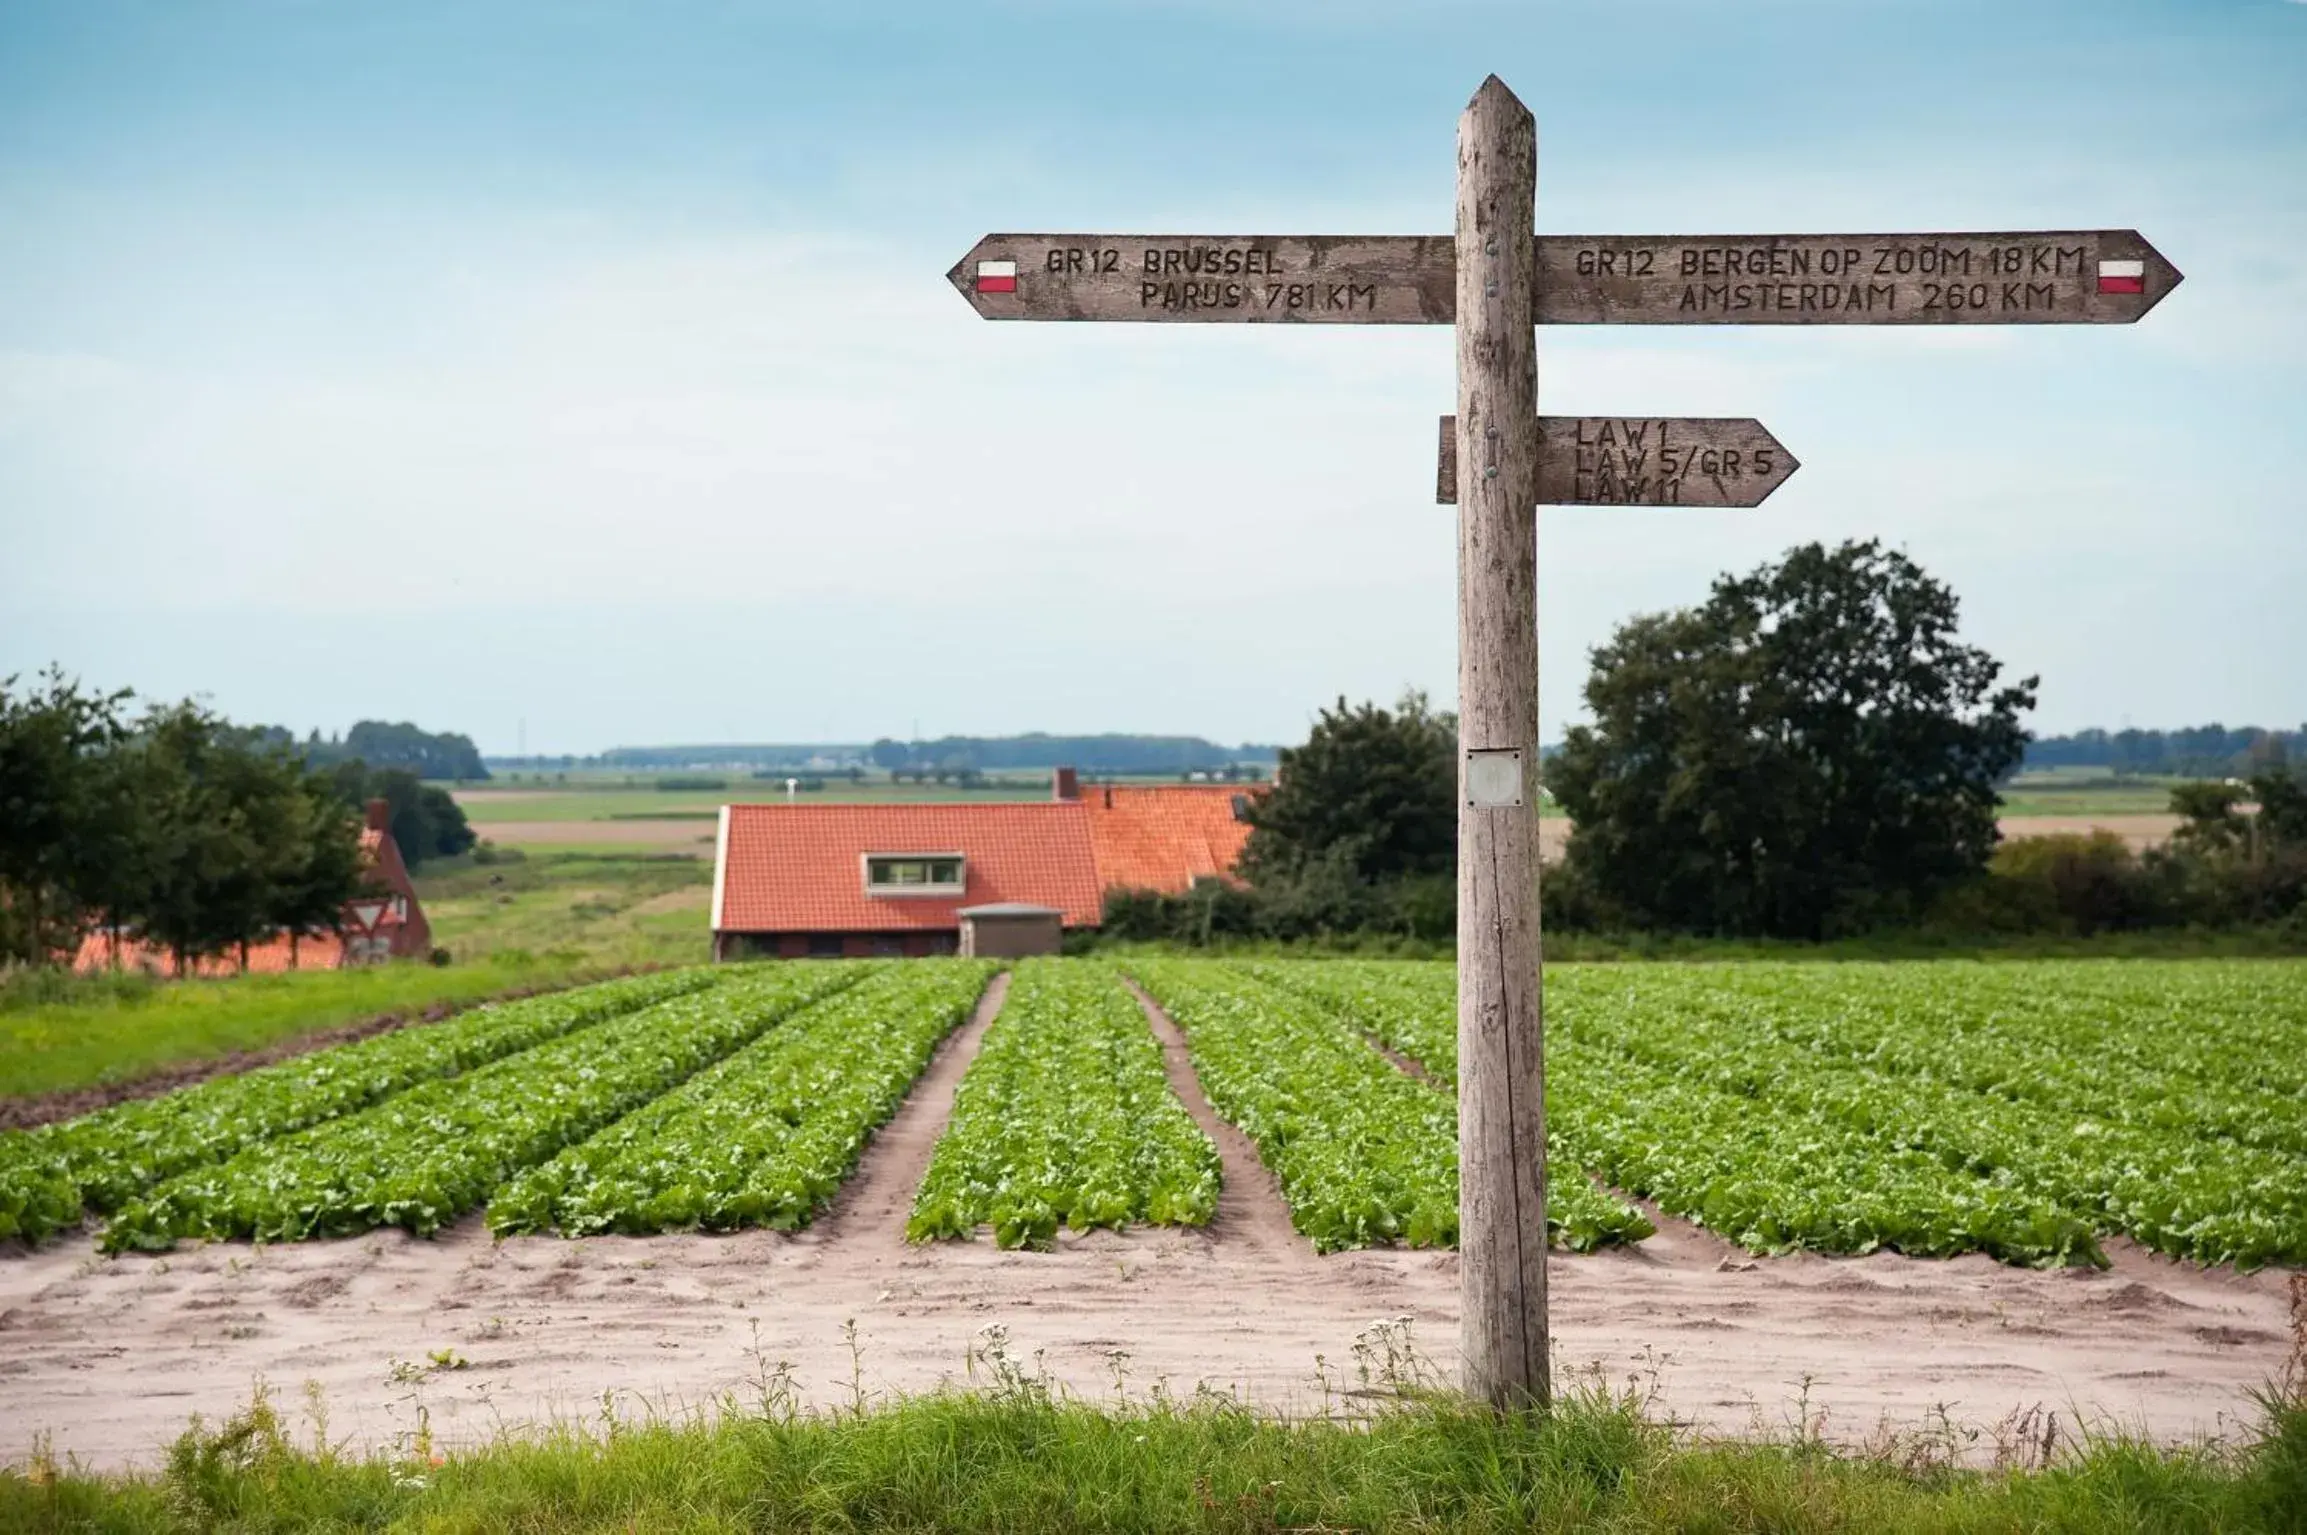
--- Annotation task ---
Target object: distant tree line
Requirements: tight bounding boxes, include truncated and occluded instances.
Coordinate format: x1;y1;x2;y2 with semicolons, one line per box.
287;721;490;782
2023;725;2306;778
0;672;477;974
1937;774;2307;938
868;735;1279;778
573;735;1283;774
1104;541;2307;947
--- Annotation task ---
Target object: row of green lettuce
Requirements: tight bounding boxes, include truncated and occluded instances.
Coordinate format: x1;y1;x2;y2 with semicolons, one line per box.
1;963;1008;1249
908;960;1220;1248
1247;958;2307;1268
0;968;724;1244
1126;959;1658;1253
8;954;2299;1268
491;962;993;1236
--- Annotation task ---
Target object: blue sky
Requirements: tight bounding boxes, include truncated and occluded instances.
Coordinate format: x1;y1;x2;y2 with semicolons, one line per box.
2;0;2301;754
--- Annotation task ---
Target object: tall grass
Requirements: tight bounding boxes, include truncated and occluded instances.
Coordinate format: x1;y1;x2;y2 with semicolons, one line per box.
4;1373;2300;1534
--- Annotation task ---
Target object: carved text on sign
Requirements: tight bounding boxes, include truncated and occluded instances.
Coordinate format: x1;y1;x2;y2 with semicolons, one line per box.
949;231;2179;325
1538;232;2177;324
1435;416;1799;507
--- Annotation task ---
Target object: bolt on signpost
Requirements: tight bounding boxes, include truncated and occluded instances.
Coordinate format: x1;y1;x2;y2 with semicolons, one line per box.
945;75;2180;1413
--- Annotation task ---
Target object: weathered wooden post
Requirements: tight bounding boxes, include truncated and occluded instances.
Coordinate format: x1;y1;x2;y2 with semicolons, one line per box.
1453;74;1549;1411
943;86;2178;1418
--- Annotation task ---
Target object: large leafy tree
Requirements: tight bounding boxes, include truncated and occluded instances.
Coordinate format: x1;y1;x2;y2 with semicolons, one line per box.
0;670;134;963
2170;767;2307;858
271;775;366;967
133;703;307;973
1550;540;2037;939
1241;691;1457;886
324;761;476;865
1;673;370;973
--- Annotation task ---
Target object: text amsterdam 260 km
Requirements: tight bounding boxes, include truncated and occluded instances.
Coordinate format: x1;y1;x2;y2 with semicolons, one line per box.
1582;240;2086;317
1542;232;2178;324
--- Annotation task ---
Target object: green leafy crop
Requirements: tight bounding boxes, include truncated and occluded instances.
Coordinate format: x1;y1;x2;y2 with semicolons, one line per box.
1129;959;1653;1254
0;967;722;1244
1255;958;2307;1269
909;959;1219;1248
489;961;994;1237
101;963;874;1249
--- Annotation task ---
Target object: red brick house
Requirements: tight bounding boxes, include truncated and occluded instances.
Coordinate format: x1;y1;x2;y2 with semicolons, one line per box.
76;799;432;975
709;770;1259;960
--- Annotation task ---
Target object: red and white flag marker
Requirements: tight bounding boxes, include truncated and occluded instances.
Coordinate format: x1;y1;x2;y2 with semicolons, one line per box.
2097;258;2146;295
974;259;1017;295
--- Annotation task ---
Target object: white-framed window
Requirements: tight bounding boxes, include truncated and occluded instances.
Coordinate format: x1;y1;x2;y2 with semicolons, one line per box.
862;853;966;895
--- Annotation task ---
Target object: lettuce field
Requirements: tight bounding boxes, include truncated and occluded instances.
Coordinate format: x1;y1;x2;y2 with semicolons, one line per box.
1;956;2300;1270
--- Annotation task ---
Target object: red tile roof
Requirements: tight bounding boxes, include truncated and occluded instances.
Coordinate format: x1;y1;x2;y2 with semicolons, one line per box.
714;803;1104;933
1082;784;1259;894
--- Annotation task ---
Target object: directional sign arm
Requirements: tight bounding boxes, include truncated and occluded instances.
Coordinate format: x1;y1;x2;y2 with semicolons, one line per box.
1533;230;2181;324
946;234;1455;323
1438;416;1799;506
948;231;2179;325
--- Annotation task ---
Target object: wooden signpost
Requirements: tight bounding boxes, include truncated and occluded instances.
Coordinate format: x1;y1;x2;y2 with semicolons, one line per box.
947;74;2180;1414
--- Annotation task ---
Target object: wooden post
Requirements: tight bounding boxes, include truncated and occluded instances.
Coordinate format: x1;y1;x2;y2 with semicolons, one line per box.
1454;74;1549;1412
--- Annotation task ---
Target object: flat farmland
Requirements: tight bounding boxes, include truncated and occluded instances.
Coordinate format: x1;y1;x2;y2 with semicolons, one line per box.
453;782;2184;859
1;956;2298;1470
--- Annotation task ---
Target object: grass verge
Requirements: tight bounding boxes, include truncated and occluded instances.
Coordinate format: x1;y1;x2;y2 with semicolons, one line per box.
415;850;710;970
3;1378;2300;1534
0;956;616;1104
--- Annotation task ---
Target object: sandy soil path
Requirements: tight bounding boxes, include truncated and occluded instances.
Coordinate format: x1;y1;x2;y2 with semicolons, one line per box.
0;973;2292;1471
811;971;1009;1253
3;1216;2288;1473
1130;981;1311;1261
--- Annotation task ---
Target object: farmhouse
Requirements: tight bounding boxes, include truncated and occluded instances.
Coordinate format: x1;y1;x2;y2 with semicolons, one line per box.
709;768;1257;960
74;798;432;975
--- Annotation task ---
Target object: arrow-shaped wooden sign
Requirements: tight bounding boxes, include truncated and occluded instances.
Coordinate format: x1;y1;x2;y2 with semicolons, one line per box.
947;230;2180;325
947;235;1455;323
1437;416;1799;506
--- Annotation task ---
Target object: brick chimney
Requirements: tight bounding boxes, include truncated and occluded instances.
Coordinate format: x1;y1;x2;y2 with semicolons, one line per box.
365;798;392;833
1051;766;1080;802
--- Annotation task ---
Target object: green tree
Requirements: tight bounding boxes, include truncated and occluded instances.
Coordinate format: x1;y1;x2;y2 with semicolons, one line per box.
0;669;134;963
117;702;365;974
2248;768;2307;851
324;762;475;865
2172;769;2307;864
271;776;365;967
1550;540;2037;939
133;703;265;974
2169;780;2250;857
1241;691;1456;886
